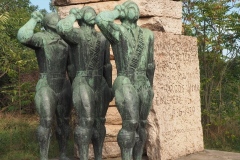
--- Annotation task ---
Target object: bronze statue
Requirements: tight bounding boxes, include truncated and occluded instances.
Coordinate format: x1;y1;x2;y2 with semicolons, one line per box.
96;1;155;159
57;7;113;160
17;12;72;160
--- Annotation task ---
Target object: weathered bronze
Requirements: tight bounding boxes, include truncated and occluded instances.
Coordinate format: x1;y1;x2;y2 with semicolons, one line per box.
17;12;72;160
57;7;113;160
96;1;155;159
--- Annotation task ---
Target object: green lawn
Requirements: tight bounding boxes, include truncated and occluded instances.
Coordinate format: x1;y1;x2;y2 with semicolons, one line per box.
0;114;74;160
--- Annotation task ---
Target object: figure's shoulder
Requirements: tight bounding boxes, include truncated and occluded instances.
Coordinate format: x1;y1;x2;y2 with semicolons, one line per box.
33;32;46;39
68;28;81;37
98;31;106;39
73;28;81;33
31;32;46;44
70;28;83;40
97;32;109;44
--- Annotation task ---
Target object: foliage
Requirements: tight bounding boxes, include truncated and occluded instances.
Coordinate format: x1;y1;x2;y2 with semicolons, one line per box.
0;11;9;29
0;0;47;113
49;1;57;12
182;0;240;151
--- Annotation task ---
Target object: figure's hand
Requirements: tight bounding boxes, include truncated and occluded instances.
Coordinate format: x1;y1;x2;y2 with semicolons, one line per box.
57;20;70;33
114;5;126;19
31;11;43;23
69;8;82;20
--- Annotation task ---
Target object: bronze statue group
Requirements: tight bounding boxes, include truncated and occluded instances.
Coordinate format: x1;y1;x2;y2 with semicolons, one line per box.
17;1;155;160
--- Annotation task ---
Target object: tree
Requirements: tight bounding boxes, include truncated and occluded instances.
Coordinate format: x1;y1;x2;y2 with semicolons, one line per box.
49;1;57;12
183;0;240;150
0;0;43;113
0;11;9;78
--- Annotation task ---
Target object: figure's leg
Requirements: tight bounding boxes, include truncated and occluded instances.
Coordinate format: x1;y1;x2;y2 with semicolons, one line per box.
92;79;112;160
73;78;95;160
133;86;154;160
55;80;72;160
35;87;57;160
114;77;139;160
92;117;106;160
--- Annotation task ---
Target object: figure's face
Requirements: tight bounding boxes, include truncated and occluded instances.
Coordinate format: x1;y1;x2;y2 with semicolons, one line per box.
84;11;95;25
43;13;60;30
125;4;139;22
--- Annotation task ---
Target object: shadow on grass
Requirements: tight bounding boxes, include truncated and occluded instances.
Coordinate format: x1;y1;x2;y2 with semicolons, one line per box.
0;114;74;160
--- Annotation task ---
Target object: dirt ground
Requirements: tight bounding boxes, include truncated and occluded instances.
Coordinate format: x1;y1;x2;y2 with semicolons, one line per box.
51;149;240;160
177;149;240;160
104;150;240;160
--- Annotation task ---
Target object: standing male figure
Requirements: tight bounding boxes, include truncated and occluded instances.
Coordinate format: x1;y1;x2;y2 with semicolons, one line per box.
96;1;155;159
17;12;72;160
57;6;113;160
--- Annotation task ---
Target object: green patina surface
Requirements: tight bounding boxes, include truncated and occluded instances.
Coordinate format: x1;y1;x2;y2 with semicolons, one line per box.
16;1;154;160
18;12;72;160
96;1;155;160
57;6;113;160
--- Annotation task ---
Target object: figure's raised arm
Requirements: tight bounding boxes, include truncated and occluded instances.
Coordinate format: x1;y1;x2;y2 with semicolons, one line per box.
56;8;82;43
66;47;76;83
146;31;155;87
17;11;43;45
103;41;112;89
95;5;125;44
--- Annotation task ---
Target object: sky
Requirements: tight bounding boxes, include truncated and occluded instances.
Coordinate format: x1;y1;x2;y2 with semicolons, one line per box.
30;0;50;12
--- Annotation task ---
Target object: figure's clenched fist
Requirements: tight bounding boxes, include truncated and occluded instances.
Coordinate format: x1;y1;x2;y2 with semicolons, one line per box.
69;8;82;20
69;8;78;15
31;11;43;23
114;5;126;19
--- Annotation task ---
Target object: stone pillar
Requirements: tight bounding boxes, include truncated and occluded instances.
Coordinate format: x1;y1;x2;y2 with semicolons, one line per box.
147;32;204;160
53;0;204;159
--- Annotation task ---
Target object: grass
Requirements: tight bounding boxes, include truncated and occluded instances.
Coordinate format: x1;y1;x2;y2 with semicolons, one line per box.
2;113;240;159
0;113;74;160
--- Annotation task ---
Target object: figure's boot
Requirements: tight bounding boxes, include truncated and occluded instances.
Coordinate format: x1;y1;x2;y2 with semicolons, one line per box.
133;121;147;160
37;126;52;160
56;123;71;160
117;129;136;160
74;125;92;160
92;118;106;160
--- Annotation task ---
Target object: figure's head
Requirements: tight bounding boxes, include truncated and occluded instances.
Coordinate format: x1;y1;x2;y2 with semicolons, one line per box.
122;0;140;22
77;6;96;26
42;12;60;31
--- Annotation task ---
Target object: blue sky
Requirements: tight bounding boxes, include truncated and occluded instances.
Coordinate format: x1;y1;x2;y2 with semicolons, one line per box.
30;0;50;12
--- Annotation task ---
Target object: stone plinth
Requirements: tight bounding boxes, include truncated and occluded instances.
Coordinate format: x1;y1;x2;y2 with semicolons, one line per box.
147;32;204;160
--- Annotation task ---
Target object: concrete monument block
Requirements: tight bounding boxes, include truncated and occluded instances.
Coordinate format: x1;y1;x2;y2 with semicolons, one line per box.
53;0;120;5
137;17;182;33
146;32;204;160
75;142;121;159
55;0;182;34
164;0;182;18
55;0;181;18
105;124;121;142
105;107;122;125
